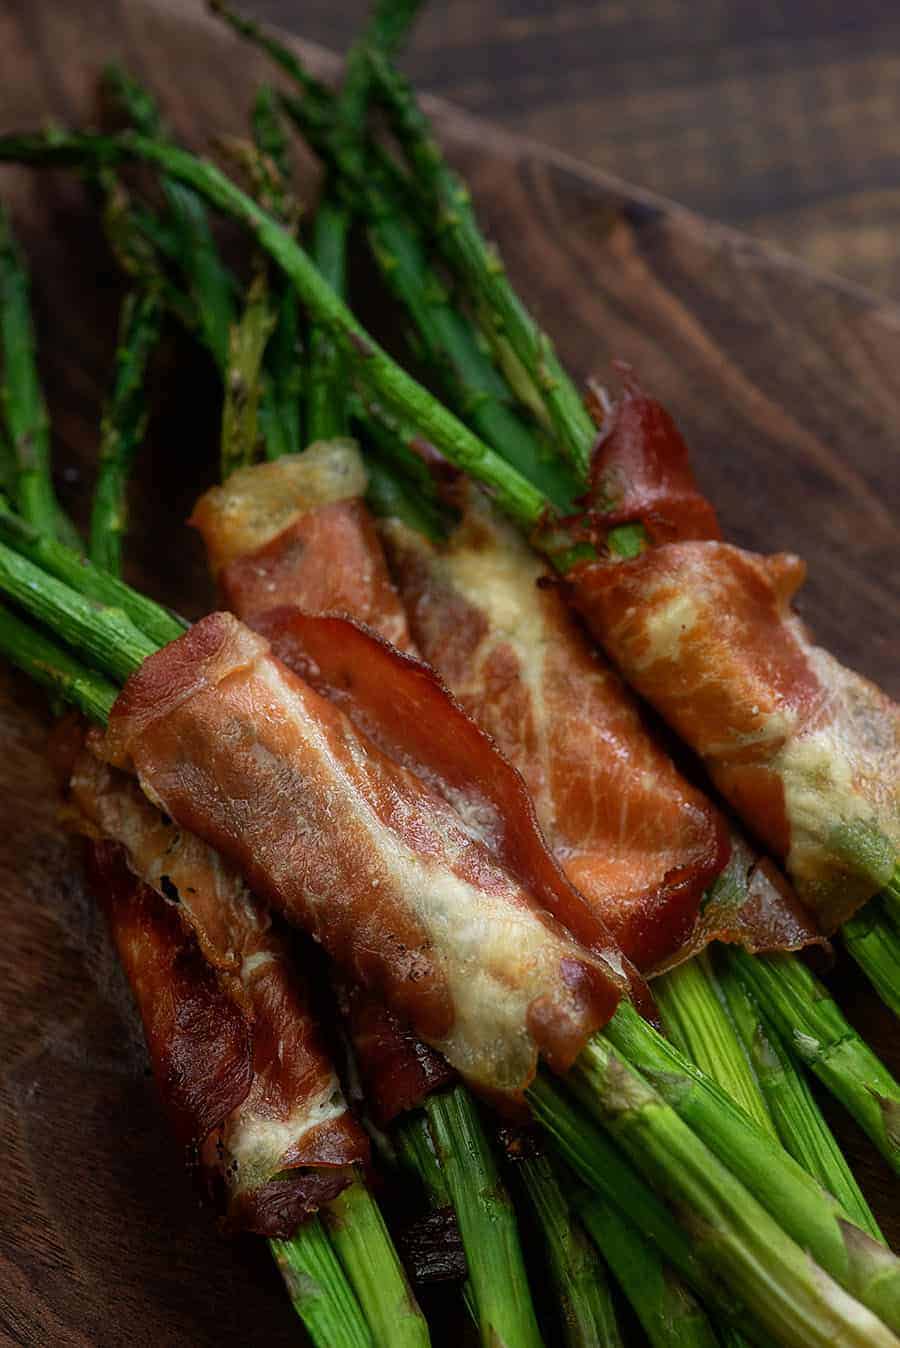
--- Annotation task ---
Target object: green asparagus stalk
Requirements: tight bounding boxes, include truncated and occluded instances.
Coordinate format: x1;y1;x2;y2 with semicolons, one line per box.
306;196;351;442
715;946;882;1239
219;268;276;477
727;947;900;1174
279;83;580;507
574;1188;717;1348
393;1108;476;1320
0;602;117;722
0;131;550;529
250;85;304;460
654;949;775;1139
101;178;199;337
0;499;184;647
0;537;156;681
365;50;597;475
89;291;162;574
0;543;898;1345
271;1219;374;1348
565;1031;897;1348
258;279;303;459
882;869;900;932
515;1153;623;1348
0;210;80;548
303;0;424;445
843;898;900;1019
422;1087;543;1348
323;1180;431;1348
527;1073;773;1346
596;1000;900;1329
102;66;235;368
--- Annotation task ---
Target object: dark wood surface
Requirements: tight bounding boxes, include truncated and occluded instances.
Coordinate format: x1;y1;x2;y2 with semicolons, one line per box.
0;1;898;1343
248;0;900;299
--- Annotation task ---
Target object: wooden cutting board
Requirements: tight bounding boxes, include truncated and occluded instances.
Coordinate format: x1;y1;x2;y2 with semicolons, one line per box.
0;1;897;1343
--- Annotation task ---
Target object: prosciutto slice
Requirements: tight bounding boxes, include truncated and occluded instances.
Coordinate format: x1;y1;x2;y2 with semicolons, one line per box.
193;444;455;1121
190;439;411;650
100;610;626;1096
73;747;369;1236
383;493;822;972
566;378;899;931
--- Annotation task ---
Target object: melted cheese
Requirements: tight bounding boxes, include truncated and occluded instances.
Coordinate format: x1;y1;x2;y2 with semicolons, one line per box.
195;439;368;574
224;1070;347;1188
254;657;602;1092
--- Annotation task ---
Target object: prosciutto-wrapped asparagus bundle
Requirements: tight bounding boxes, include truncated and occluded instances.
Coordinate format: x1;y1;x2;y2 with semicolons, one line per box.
383;485;827;975
68;741;370;1232
564;375;899;935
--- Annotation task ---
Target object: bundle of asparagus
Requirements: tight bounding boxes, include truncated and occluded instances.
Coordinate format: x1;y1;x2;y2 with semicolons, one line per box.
191;0;900;1183
0;8;898;1346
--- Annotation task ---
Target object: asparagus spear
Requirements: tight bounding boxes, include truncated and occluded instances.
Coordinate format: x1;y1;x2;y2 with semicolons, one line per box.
0;210;80;548
323;1180;430;1347
843;898;900;1018
727;947;900;1174
271;1218;374;1348
513;1153;624;1348
393;1108;476;1319
1;545;898;1345
102;65;236;368
0;130;550;528
89;291;162;574
306;195;350;442
0;602;117;722
596;999;900;1327
574;1187;717;1348
715;946;882;1239
219;267;275;477
364;52;597;475
421;1087;543;1348
0;499;184;647
653;948;775;1140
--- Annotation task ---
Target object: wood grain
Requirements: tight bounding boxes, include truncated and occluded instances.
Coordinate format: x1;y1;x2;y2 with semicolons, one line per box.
248;0;900;298
0;1;897;1343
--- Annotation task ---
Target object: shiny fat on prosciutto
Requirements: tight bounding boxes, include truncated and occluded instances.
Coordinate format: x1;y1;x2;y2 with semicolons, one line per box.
566;378;899;930
382;493;822;972
101;611;628;1096
72;747;369;1236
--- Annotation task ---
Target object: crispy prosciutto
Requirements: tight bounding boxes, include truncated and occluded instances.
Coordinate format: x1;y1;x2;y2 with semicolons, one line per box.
99;610;628;1096
338;981;455;1126
72;747;369;1236
566;377;900;931
85;839;253;1148
382;492;823;972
